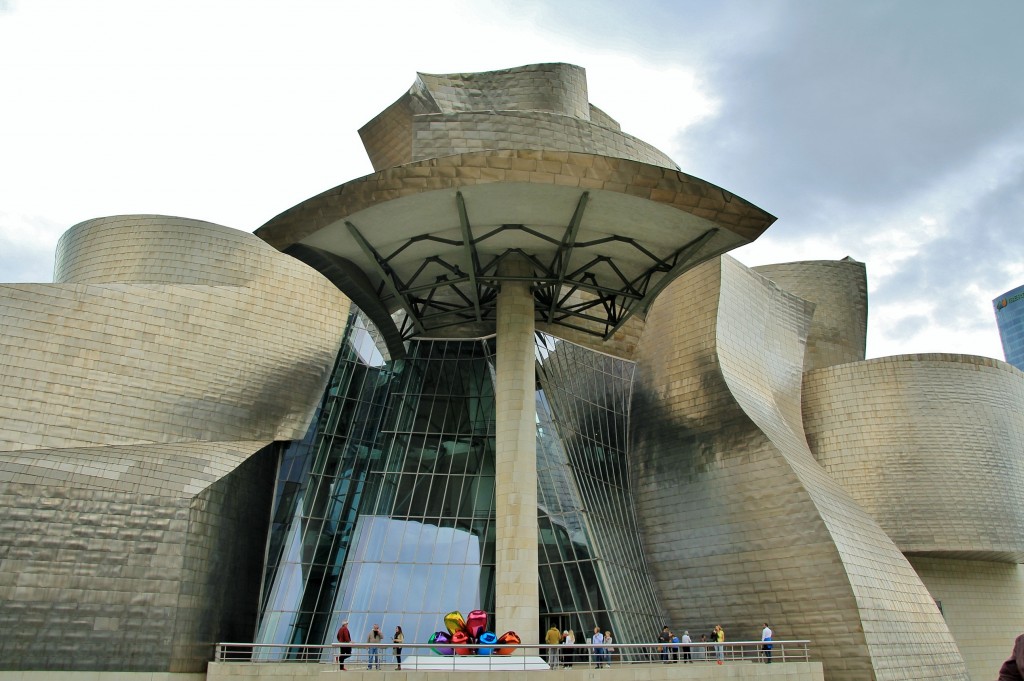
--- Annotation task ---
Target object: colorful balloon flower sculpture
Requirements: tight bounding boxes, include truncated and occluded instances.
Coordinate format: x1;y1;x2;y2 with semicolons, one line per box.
428;610;519;656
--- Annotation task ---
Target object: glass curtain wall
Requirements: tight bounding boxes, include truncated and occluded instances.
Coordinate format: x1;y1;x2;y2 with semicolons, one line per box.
255;316;497;656
535;334;665;653
256;312;664;657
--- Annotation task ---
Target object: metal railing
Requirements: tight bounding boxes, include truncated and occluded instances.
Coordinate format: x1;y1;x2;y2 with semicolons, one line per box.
214;640;811;670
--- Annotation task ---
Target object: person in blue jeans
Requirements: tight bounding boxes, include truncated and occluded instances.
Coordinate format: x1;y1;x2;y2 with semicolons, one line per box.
658;626;672;662
592;627;605;667
761;623;773;663
367;624;383;669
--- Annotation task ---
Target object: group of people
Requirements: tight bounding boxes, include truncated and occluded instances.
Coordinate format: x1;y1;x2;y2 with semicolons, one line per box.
656;622;772;664
542;621;775;667
334;620;404;671
544;625;614;668
329;618;1024;677
658;625;703;663
657;624;724;664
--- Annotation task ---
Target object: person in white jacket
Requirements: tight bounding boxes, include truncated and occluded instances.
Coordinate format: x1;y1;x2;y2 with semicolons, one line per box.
761;623;773;663
681;631;692;663
561;629;576;668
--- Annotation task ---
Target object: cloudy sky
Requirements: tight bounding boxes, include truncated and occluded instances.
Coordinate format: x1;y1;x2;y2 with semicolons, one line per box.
2;0;1021;360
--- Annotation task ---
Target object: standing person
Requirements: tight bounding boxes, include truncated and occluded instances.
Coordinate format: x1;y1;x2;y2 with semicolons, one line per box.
545;625;561;668
604;631;614;668
714;625;725;664
592;626;605;668
367;623;383;670
999;633;1024;681
562;629;576;668
681;630;692;663
761;623;773;663
336;619;352;671
393;625;404;670
698;633;708;661
658;626;672;663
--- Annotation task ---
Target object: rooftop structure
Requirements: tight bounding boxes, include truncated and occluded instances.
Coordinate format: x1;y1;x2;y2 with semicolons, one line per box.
257;63;773;355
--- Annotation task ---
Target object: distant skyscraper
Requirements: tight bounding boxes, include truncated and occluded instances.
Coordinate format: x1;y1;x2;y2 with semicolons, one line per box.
994;283;1024;369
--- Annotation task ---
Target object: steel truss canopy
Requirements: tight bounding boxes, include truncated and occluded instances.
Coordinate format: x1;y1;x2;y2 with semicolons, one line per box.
256;150;775;346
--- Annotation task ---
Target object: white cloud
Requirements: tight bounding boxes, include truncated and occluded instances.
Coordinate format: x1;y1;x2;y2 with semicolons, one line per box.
583;55;719;158
0;212;60;282
870;298;1003;361
1;0;1020;365
0;0;712;253
735;128;1024;362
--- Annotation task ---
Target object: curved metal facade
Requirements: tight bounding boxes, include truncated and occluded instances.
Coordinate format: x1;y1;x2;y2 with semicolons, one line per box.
754;258;868;371
0;215;348;671
358;63;677;172
802;354;1024;560
630;256;968;681
801;353;1024;679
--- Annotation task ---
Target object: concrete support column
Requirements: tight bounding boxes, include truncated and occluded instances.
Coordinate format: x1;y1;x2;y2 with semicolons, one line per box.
494;256;539;644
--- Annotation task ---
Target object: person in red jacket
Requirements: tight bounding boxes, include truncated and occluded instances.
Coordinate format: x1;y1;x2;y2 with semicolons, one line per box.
336;619;352;671
999;634;1024;681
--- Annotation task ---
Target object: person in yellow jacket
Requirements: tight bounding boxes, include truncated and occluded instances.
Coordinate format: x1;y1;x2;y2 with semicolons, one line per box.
545;626;561;668
714;625;725;664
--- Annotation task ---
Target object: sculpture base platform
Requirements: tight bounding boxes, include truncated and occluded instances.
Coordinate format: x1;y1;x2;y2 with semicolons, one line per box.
404;655;549;671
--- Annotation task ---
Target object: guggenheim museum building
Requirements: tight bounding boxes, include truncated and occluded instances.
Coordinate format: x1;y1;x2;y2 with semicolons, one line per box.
1;63;1022;681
